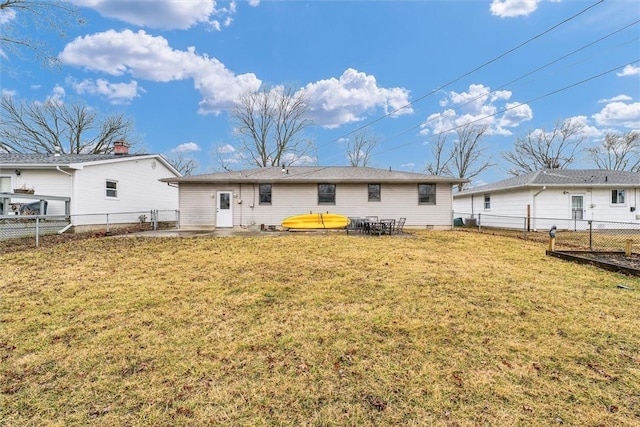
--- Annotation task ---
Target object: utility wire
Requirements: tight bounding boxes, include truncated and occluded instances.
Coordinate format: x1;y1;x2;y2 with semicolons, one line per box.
331;20;640;159
375;59;640;157
328;0;606;143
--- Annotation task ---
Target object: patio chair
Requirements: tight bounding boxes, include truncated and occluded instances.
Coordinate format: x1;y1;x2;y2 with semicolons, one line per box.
346;217;365;235
395;217;406;234
380;219;395;235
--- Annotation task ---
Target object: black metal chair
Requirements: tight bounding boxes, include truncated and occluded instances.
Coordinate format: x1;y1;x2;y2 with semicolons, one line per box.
395;217;406;234
346;217;365;235
380;219;395;235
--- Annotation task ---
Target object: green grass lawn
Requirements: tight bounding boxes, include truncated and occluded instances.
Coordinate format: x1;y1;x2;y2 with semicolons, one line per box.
1;231;639;426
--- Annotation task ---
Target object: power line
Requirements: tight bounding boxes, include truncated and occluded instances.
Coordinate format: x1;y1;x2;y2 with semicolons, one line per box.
374;59;640;158
344;19;640;158
328;0;606;143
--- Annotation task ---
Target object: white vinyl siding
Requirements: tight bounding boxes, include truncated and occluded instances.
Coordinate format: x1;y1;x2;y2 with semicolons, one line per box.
178;182;456;229
454;186;640;229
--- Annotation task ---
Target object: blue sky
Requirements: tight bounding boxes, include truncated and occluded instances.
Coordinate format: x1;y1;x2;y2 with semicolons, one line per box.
1;0;639;184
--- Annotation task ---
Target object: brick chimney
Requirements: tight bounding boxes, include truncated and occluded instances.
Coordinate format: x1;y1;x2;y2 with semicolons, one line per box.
113;140;129;155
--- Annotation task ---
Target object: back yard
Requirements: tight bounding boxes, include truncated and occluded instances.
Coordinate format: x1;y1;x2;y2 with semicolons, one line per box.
1;231;639;426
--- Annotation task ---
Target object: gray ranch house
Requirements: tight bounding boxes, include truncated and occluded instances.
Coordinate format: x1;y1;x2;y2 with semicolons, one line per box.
453;169;640;230
161;166;467;230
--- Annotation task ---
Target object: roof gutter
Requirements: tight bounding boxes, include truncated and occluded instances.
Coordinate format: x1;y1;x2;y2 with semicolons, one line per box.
56;166;72;176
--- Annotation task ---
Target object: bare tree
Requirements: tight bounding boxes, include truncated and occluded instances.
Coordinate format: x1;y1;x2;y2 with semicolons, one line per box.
0;0;83;69
0;95;135;154
230;86;314;167
343;129;380;167
587;131;640;172
425;132;453;176
166;152;198;176
450;124;493;191
503;119;587;175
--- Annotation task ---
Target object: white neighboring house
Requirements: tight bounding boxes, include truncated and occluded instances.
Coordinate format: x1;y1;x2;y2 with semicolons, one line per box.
453;169;640;230
161;166;467;230
0;144;180;230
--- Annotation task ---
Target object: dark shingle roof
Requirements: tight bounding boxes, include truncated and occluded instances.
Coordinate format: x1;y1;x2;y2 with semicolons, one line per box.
455;169;640;197
161;166;467;184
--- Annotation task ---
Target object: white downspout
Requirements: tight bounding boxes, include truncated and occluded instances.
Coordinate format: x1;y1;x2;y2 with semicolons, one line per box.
56;166;71;177
56;166;74;227
532;186;546;231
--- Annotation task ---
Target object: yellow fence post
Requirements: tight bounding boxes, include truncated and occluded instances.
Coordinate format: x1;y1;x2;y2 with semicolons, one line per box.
625;239;632;257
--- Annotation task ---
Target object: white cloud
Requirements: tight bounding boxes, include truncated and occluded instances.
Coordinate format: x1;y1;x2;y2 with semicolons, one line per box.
59;29;261;114
0;7;16;25
490;0;540;18
616;64;640;77
44;85;66;106
302;68;412;129
173;142;201;153
598;94;633;104
217;144;236;154
70;0;235;30
421;84;532;136
565;115;601;138
67;78;143;104
592;101;640;128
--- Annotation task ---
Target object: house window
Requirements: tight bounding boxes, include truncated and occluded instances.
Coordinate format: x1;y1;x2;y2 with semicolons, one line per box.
106;180;118;198
368;184;381;202
318;184;336;205
0;176;10;193
418;184;436;205
611;189;625;204
484;194;491;210
259;184;272;205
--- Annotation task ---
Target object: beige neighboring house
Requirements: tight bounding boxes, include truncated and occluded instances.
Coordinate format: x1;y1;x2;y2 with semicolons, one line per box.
453;169;640;230
0;143;180;230
161;166;467;230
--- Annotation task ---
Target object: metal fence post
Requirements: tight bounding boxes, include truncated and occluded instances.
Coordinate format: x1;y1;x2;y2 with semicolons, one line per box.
106;213;110;234
35;216;40;247
176;210;180;229
478;213;482;232
523;217;527;240
589;220;593;251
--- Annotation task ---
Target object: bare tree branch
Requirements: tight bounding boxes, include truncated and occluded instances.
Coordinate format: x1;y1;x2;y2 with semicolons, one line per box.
1;0;84;70
425;133;453;176
503;119;587;175
0;95;135;154
166;152;198;176
343;129;380;167
587;131;640;172
450;124;493;191
230;86;314;168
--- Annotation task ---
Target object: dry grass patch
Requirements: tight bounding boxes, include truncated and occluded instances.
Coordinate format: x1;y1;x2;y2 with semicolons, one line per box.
1;231;639;426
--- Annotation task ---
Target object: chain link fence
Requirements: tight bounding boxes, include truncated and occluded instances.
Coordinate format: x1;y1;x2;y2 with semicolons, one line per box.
453;212;639;254
0;209;179;249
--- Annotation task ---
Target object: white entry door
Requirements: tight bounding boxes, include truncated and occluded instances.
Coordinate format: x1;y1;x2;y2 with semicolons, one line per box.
216;191;233;228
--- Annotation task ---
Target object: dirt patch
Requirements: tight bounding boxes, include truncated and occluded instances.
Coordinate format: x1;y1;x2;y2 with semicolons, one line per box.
550;251;640;277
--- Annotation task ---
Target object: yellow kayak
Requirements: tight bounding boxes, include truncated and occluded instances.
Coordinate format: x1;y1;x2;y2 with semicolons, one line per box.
281;213;349;230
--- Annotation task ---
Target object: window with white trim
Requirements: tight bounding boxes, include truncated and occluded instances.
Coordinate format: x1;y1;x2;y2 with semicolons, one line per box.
259;184;272;205
368;184;381;202
106;180;118;198
418;184;436;205
318;184;336;205
484;194;491;210
0;176;11;193
611;189;625;205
